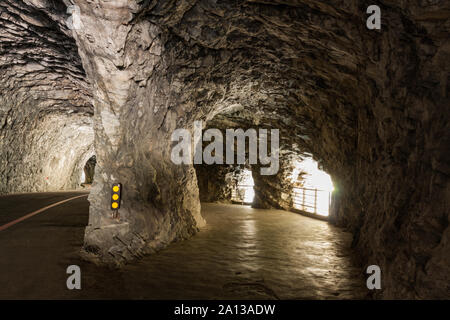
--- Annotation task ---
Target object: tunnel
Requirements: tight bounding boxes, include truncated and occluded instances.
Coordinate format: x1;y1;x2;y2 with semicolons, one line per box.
0;0;449;300
81;155;96;186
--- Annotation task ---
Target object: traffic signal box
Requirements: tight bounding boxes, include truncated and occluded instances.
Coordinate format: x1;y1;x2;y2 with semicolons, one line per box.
111;183;122;210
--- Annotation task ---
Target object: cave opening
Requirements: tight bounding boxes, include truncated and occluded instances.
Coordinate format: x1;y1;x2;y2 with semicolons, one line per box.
290;157;334;217
230;167;255;205
81;155;96;186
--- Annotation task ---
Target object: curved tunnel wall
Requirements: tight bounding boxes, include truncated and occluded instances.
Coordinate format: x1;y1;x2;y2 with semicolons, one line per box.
0;0;448;298
0;113;94;193
73;0;449;298
0;0;94;194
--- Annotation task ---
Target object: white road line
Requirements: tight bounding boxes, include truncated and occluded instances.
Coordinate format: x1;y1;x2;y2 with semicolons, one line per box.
0;194;88;232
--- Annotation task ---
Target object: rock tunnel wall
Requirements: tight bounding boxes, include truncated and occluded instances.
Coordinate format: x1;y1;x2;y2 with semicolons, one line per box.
0;0;94;194
0;112;94;193
0;0;448;298
195;164;234;203
251;153;300;211
339;3;450;299
72;0;449;298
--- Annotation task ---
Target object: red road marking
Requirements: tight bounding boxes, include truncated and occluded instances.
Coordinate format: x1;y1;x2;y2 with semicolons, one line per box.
0;194;88;232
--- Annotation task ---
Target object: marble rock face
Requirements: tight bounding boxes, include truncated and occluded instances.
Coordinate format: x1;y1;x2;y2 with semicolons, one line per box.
0;0;448;298
0;0;94;193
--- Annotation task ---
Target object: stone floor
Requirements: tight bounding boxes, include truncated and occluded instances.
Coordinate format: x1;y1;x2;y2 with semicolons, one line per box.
0;195;368;299
84;203;368;299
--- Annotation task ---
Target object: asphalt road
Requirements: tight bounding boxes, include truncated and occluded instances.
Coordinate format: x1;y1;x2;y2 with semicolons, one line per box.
0;191;126;299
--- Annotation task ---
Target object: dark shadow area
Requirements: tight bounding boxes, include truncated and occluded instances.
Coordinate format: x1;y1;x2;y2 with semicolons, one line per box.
82;155;96;186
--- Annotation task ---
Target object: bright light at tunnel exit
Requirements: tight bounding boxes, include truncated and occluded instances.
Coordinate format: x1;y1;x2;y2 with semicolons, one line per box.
244;189;255;203
297;158;334;191
291;158;334;217
241;169;255;203
232;169;255;203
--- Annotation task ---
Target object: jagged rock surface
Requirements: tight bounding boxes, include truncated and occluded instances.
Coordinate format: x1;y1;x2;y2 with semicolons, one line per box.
0;0;448;298
195;164;234;203
251;153;301;210
0;0;94;193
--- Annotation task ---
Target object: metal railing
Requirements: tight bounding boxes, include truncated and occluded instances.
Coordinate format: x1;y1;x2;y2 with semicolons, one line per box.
230;184;331;220
231;184;254;204
291;187;331;217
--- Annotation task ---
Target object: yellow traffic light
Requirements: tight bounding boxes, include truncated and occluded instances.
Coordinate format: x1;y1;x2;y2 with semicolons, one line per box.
111;183;122;210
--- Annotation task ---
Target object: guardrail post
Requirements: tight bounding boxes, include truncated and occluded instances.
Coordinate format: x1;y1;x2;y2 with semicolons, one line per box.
328;191;331;213
302;188;305;211
314;188;317;214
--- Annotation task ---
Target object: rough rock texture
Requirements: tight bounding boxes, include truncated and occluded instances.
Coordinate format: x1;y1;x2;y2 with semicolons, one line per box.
195;164;234;203
74;0;450;298
252;153;299;210
0;0;94;193
0;0;449;298
70;0;206;264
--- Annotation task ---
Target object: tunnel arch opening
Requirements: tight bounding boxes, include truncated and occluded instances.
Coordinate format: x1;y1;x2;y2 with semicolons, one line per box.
81;155;97;187
290;157;334;218
230;167;255;205
190;114;337;217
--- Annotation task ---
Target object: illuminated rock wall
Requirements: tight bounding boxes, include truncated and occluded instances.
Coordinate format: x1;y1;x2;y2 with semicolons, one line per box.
0;0;448;298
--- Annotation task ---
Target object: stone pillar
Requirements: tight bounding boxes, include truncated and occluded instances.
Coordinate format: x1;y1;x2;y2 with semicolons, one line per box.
72;1;204;265
251;156;295;211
